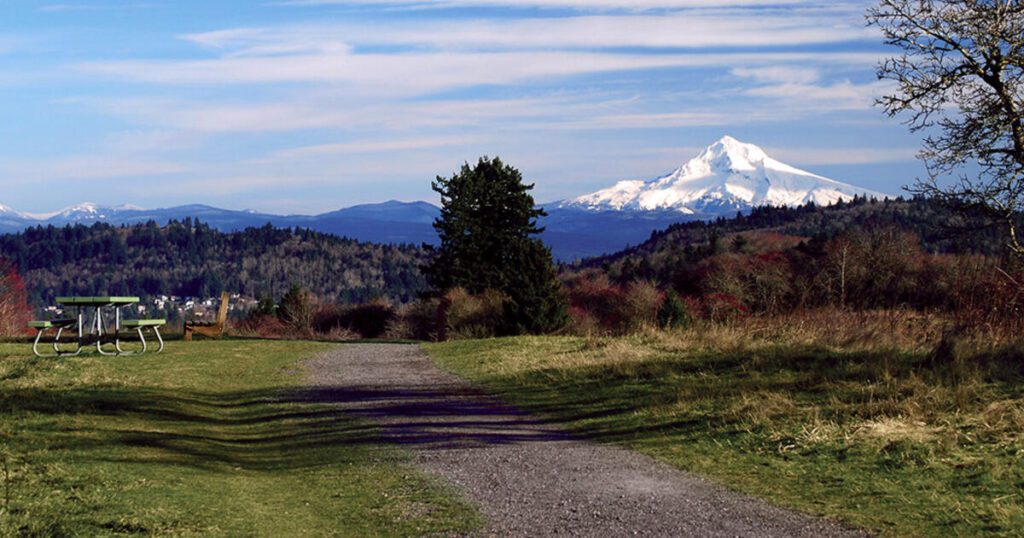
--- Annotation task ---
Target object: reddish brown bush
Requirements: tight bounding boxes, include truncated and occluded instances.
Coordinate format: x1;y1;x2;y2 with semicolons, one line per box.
567;305;601;335
0;260;31;337
697;251;797;314
562;272;665;334
563;271;626;333
699;293;749;322
234;314;292;339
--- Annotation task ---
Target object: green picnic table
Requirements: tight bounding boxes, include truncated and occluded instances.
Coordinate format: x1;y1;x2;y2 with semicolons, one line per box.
29;296;165;357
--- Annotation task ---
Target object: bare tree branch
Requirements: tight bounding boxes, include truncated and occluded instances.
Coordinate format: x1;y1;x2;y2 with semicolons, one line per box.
869;0;1024;260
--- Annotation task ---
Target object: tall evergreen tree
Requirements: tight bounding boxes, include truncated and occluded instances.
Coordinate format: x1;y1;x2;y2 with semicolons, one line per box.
424;157;567;334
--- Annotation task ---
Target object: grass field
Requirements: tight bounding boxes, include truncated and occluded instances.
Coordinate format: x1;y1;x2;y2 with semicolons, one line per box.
427;327;1024;537
0;340;479;536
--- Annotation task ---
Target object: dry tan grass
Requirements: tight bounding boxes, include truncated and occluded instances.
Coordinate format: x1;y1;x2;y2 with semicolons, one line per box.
854;417;942;443
727;391;800;428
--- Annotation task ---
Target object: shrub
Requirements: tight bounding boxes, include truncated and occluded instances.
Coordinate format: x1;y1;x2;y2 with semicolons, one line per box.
697;252;797;314
658;291;692;329
344;301;396;339
234;314;292;339
278;285;315;333
443;288;506;339
563;272;667;334
563;271;626;333
567;305;602;336
313;301;396;339
622;281;663;331
700;293;749;323
396;298;442;341
0;260;31;337
312;303;346;334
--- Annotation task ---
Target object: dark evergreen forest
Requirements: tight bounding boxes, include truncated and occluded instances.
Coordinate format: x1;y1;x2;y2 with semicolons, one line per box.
0;220;426;307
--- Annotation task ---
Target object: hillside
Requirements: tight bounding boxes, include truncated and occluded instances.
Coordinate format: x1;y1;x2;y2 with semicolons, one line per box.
0;220;426;308
579;196;1007;270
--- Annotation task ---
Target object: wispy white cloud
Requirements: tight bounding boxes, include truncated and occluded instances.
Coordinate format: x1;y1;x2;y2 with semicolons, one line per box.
731;66;821;85
768;146;916;166
271;0;843;11
272;136;471;158
732;65;892;112
183;11;873;54
79;51;731;89
78;50;880;99
0;156;189;184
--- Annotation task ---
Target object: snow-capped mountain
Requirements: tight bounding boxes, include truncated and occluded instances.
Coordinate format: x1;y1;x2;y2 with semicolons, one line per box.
30;202;146;223
560;136;888;214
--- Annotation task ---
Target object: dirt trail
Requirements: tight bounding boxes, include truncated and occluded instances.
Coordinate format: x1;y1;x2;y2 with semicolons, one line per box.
304;343;866;537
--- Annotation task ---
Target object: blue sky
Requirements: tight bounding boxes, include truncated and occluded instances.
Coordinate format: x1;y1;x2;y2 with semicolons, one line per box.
0;0;925;214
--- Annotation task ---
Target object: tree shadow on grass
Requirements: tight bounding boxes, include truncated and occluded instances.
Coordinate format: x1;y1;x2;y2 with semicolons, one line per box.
0;382;573;472
8;345;1001;473
462;347;964;445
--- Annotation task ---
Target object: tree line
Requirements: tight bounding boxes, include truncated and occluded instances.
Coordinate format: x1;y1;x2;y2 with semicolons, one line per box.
0;220;426;308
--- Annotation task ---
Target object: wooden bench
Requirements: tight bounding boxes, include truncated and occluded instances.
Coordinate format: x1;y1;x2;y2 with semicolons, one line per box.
28;319;78;357
184;292;230;341
121;319;166;354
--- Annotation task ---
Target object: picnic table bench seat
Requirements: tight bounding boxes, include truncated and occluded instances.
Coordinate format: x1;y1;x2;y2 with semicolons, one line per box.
122;319;166;327
28;319;76;329
119;319;167;354
28;318;79;357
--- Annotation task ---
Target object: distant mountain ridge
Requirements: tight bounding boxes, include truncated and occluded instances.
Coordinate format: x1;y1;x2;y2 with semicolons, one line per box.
559;136;888;214
0;200;444;248
0;137;892;261
0;199;688;262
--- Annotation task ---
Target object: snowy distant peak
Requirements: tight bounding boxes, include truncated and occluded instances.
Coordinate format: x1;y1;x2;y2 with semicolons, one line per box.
15;202;146;221
690;135;768;174
61;202;101;215
560;136;888;215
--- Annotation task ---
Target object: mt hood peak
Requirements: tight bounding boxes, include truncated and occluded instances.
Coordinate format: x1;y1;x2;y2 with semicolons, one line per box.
561;136;888;215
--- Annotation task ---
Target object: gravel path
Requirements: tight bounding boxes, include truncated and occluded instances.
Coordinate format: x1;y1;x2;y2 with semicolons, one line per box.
303;343;867;537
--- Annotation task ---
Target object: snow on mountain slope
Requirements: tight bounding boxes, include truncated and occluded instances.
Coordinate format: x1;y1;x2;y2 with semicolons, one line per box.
0;203;26;217
560;136;889;214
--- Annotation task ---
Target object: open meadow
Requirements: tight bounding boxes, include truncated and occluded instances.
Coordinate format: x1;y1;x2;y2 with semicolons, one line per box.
428;312;1024;537
0;340;479;536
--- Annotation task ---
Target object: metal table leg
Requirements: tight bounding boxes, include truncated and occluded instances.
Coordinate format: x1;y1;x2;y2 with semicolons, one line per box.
95;306;118;356
55;309;84;356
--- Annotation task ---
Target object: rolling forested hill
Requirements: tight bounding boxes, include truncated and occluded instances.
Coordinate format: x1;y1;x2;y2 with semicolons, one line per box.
0;220;426;307
580;196;1009;270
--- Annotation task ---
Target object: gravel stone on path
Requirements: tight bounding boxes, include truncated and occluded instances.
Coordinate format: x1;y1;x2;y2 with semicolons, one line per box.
303;343;868;537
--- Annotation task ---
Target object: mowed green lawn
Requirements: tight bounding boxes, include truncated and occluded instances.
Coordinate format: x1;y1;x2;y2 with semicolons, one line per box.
0;340;479;536
428;335;1024;537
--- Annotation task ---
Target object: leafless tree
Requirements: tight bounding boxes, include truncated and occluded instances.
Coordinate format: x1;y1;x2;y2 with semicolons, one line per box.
868;0;1024;258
